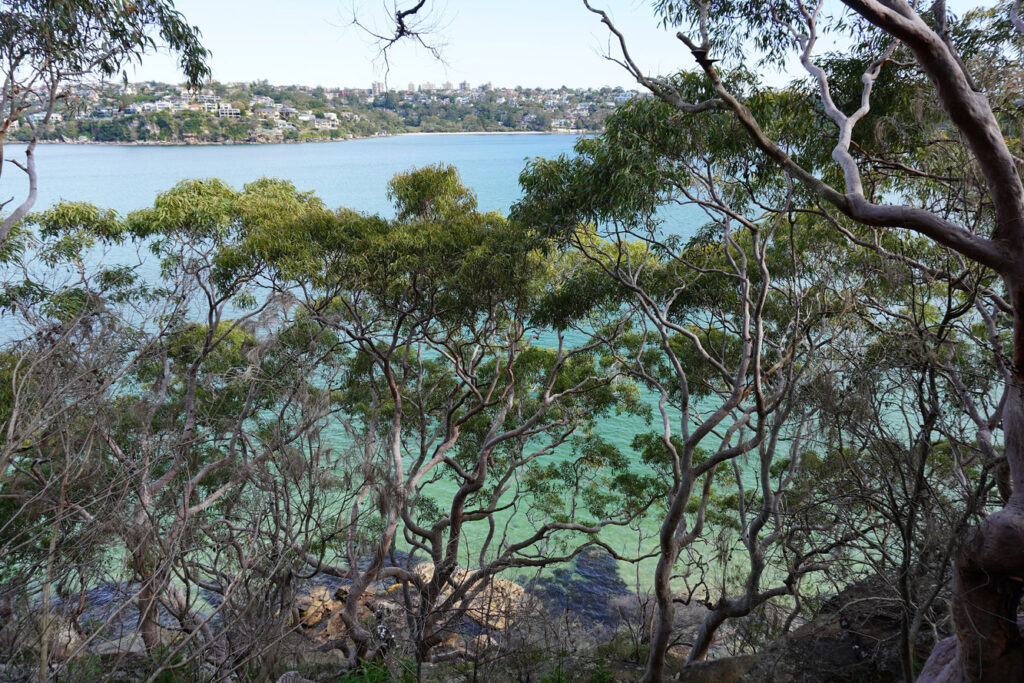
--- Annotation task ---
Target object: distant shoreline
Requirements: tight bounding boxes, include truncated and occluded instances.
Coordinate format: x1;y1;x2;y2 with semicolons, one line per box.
24;129;588;148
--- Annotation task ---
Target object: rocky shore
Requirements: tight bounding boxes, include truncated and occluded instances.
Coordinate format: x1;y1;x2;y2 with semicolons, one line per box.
0;553;960;682
21;129;586;148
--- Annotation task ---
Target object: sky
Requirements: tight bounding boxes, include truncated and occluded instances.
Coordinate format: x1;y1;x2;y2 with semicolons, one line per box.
130;0;993;91
128;0;744;90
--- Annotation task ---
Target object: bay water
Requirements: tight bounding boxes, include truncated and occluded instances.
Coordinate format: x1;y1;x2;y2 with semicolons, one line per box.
4;134;711;595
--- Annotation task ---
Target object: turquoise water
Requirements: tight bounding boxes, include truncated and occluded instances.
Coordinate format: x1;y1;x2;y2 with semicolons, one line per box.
4;134;709;585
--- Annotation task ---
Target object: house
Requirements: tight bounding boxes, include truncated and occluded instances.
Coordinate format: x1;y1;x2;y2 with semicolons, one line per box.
217;103;241;119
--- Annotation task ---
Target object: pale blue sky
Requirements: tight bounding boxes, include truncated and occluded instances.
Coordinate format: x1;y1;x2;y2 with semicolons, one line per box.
130;0;992;90
132;0;692;89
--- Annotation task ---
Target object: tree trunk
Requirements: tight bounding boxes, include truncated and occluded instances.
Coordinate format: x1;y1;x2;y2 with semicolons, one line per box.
946;284;1024;681
688;611;728;664
642;551;677;683
137;579;162;652
643;454;698;681
127;510;162;652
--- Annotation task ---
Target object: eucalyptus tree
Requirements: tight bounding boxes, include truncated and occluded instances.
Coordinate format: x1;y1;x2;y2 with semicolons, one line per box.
575;0;1024;678
781;228;1006;680
514;96;859;679
0;178;341;679
247;165;659;668
0;0;210;248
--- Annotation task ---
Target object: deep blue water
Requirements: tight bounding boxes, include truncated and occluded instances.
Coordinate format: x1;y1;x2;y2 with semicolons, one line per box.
9;134;567;217
9;133;704;229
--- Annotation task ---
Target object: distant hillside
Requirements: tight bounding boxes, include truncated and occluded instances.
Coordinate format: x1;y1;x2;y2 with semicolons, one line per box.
11;81;639;144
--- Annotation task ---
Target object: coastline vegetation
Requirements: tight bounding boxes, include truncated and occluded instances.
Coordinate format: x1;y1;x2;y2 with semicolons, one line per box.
3;0;1024;681
9;81;623;146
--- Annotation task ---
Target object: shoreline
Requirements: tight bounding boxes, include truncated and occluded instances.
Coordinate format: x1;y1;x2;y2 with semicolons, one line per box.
24;129;589;148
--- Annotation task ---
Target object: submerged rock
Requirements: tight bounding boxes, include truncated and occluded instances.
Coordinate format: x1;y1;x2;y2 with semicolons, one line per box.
531;546;631;629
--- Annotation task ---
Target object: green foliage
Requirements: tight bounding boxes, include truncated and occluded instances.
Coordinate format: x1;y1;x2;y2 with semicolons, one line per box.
387;164;478;221
0;0;210;89
334;659;403;683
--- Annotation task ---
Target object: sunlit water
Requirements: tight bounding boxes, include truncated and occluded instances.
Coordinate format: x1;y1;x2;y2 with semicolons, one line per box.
4;135;720;606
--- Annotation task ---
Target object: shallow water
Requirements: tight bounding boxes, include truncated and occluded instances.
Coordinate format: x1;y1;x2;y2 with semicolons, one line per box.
4;135;711;590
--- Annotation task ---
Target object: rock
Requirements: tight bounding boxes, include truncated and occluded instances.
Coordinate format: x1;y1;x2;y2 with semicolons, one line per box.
436;631;463;649
276;672;316;683
916;635;961;683
6;613;87;660
413;562;525;630
917;616;1024;683
366;595;402;617
295;586;342;628
88;625;182;655
47;618;85;659
741;577;917;682
468;633;498;653
278;648;347;678
90;631;148;656
679;654;761;683
315;610;349;644
533;547;632;630
303;585;404;647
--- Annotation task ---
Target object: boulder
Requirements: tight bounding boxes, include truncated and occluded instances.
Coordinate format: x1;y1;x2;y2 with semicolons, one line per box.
916;635;960;683
741;577;915;682
678;654;761;683
294;586;342;628
1;612;86;660
468;633;498;653
276;672;316;683
413;562;525;630
917;616;1024;683
90;631;148;656
46;618;86;659
315;610;349;644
